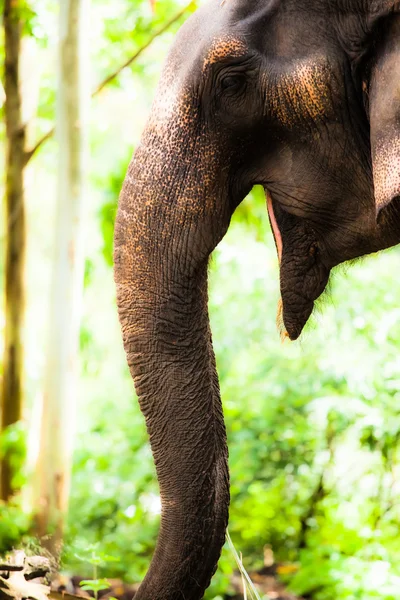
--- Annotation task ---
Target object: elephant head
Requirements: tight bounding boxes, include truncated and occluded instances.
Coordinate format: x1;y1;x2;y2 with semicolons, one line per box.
114;1;400;598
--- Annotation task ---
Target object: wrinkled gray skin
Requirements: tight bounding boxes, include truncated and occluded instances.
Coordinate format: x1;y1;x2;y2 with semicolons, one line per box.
114;1;400;598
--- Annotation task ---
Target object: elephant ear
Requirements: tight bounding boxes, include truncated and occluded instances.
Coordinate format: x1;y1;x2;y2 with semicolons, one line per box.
369;12;400;216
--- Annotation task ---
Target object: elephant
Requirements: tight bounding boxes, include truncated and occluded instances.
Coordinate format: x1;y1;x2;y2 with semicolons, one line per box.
113;1;400;598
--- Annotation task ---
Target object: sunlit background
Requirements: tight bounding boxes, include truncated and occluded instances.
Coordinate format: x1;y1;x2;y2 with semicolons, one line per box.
1;1;400;599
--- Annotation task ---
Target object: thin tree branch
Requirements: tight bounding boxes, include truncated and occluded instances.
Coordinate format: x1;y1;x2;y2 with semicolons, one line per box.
92;1;194;96
24;1;195;165
24;128;53;165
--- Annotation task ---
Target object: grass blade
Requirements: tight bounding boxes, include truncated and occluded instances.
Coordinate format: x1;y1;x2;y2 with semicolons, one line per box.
226;530;263;600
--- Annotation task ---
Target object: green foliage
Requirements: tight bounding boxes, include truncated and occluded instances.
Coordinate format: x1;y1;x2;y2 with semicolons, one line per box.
0;422;28;493
0;424;32;553
95;0;197;78
63;396;159;582
74;548;120;600
0;496;31;554
80;580;111;596
97;154;130;267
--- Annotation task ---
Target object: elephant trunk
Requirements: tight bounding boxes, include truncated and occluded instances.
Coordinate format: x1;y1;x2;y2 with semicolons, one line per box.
114;87;231;599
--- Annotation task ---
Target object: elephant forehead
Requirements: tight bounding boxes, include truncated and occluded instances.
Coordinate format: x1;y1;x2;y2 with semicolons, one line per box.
203;36;247;69
270;59;335;125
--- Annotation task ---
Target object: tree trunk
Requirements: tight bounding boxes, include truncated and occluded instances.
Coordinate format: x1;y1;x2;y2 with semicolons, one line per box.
31;0;89;554
1;0;27;502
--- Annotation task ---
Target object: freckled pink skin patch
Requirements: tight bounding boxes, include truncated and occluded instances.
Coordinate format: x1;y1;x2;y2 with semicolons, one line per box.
266;190;282;263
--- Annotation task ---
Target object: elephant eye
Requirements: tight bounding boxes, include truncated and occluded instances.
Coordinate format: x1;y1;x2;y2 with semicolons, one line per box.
220;74;246;92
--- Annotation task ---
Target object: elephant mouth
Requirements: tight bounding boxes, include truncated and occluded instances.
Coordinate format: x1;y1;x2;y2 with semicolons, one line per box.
266;190;283;263
264;188;331;341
